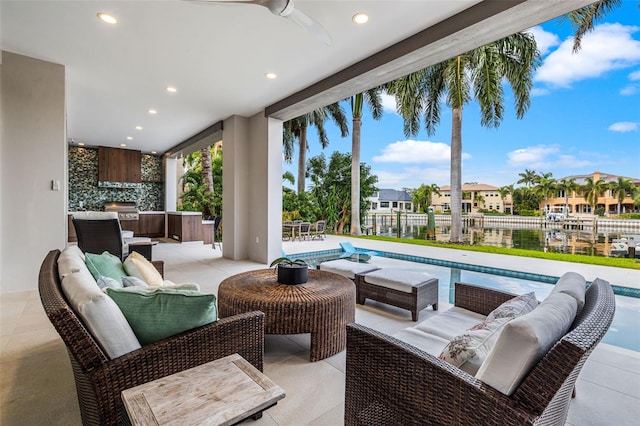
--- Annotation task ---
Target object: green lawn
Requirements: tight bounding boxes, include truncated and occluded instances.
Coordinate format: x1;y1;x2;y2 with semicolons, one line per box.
356;235;640;270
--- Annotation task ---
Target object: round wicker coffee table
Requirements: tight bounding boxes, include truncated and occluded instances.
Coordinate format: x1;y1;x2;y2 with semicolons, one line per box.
218;269;356;362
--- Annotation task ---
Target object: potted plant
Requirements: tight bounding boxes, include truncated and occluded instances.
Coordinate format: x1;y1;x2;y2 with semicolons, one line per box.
269;257;309;285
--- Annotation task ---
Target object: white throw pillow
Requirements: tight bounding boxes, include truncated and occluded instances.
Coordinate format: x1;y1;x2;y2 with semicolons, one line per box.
476;292;578;395
438;317;511;375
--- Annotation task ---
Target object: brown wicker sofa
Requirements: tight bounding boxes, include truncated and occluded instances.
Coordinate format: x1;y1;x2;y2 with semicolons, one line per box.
39;249;265;426
345;279;615;425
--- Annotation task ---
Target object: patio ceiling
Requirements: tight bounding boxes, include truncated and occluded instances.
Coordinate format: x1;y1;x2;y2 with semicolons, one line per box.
1;1;592;155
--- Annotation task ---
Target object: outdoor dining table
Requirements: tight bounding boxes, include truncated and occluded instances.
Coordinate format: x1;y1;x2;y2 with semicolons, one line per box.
282;222;300;241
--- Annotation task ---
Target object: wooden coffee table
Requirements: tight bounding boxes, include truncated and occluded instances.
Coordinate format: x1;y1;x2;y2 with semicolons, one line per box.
218;269;356;362
121;354;285;425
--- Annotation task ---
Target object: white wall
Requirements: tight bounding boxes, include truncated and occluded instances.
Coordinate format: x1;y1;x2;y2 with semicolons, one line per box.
1;51;66;293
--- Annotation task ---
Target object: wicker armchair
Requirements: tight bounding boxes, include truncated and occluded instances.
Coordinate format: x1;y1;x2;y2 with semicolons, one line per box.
39;249;265;426
345;279;615;426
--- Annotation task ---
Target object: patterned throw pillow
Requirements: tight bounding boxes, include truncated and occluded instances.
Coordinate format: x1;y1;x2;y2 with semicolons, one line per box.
122;276;149;287
97;275;123;290
486;292;538;321
438;317;511;375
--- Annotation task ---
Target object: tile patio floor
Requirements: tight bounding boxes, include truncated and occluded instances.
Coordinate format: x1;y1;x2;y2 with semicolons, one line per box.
1;235;638;425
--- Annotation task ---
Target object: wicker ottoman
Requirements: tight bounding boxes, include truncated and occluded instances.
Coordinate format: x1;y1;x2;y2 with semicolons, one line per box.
356;269;438;321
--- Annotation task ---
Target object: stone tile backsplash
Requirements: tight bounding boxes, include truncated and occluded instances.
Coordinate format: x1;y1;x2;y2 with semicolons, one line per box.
68;147;165;211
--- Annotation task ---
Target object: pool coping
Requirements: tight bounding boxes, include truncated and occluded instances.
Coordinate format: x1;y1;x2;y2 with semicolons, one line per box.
296;247;640;299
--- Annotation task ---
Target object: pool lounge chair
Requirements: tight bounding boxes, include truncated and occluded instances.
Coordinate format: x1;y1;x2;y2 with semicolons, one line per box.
339;242;378;258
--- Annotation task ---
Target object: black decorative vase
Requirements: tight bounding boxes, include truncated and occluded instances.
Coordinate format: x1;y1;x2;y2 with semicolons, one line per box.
277;264;308;285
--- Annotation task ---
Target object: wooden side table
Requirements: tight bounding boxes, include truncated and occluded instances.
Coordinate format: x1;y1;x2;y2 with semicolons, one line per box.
121;354;285;425
218;269;356;362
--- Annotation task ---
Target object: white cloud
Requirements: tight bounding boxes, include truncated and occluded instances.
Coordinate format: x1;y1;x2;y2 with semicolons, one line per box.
531;87;550;97
507;145;594;169
630;70;640;80
373;167;450;188
380;93;397;114
619;84;639;95
372;139;470;164
527;26;560;56
608;121;638;132
535;23;640;88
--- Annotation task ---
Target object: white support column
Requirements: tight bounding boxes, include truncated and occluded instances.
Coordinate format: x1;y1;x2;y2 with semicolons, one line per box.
164;157;178;213
222;114;282;263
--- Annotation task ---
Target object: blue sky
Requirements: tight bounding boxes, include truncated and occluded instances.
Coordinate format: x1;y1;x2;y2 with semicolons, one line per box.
283;1;640;191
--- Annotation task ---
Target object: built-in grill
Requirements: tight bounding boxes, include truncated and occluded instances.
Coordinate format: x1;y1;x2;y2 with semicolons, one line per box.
104;201;139;221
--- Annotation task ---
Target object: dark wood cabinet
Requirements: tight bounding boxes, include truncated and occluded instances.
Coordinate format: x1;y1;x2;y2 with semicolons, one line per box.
138;214;165;238
98;146;141;183
168;213;211;242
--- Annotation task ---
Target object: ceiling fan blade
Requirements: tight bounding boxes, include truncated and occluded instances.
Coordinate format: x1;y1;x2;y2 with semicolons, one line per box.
287;7;331;45
186;0;331;45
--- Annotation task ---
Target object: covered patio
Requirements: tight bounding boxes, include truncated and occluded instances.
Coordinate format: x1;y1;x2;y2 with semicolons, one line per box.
2;237;639;424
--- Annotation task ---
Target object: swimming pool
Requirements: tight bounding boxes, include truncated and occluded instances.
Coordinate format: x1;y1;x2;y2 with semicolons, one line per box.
295;250;640;353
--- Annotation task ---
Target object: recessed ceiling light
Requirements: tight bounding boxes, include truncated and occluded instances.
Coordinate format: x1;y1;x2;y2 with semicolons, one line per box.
265;72;277;79
120;144;127;147
78;142;85;146
352;13;369;24
148;109;157;115
166;86;177;93
97;12;118;25
135;126;143;130
126;136;133;140
151;151;157;154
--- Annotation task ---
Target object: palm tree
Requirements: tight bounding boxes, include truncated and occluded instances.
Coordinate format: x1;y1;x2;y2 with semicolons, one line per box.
568;0;625;52
349;89;383;235
387;33;540;242
517;169;538;188
534;174;557;213
498;185;511;214
411;183;441;213
557;177;579;215
283;103;349;194
582;176;608;213
609;176;636;215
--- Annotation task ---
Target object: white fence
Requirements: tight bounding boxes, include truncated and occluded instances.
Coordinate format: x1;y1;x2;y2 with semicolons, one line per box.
363;213;640;232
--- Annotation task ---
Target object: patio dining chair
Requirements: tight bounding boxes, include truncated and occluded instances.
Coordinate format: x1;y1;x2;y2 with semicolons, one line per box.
312;220;326;240
298;222;312;240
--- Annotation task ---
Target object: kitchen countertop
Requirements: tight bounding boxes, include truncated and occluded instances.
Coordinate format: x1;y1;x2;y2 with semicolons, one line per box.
166;211;203;216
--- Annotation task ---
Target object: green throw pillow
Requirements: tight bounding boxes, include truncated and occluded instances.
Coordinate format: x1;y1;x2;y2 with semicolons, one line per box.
85;251;127;282
106;287;217;345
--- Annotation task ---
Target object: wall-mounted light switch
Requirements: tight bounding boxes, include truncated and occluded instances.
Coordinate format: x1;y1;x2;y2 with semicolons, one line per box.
51;180;61;191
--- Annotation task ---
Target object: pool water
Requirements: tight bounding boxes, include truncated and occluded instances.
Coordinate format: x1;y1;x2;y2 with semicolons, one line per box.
298;252;640;352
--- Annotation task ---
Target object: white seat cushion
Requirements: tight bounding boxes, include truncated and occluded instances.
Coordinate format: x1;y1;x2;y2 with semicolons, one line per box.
319;259;379;279
61;270;141;358
476;292;578;395
392;328;450;357
72;211;119;220
548;272;586;312
57;245;86;279
362;268;436;293
415;306;486;341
